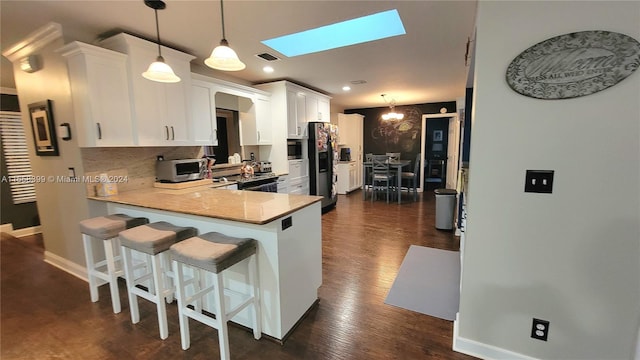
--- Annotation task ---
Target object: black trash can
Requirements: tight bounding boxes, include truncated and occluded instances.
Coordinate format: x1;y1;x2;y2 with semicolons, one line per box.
434;189;457;230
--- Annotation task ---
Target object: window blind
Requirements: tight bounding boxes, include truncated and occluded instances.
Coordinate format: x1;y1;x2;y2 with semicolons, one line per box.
0;111;37;204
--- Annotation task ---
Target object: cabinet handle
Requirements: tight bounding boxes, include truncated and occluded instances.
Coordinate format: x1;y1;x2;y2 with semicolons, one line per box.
213;129;217;142
297;126;300;135
257;131;260;142
165;126;169;140
96;123;102;139
171;126;175;140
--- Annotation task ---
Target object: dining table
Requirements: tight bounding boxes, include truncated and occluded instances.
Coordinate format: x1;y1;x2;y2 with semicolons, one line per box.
362;159;412;204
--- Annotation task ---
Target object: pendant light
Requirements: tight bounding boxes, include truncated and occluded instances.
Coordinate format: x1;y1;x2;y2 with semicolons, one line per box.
142;0;181;83
380;94;404;121
205;0;245;71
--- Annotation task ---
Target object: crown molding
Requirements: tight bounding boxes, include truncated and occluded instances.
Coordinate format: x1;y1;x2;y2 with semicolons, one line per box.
2;22;63;62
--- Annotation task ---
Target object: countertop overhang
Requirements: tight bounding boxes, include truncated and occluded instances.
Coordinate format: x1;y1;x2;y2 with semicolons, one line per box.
88;186;322;225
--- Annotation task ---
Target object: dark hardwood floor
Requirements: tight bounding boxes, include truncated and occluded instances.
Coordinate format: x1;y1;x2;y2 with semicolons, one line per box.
1;190;476;359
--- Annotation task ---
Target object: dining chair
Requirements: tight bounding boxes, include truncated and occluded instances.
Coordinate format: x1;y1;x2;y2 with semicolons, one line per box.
401;153;421;201
363;153;374;198
371;154;394;203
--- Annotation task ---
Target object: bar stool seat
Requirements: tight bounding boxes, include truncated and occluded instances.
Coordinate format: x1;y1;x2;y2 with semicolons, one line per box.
170;232;261;360
119;221;197;340
79;214;149;314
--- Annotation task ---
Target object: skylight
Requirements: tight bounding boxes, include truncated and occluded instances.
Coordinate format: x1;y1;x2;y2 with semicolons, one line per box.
261;9;406;57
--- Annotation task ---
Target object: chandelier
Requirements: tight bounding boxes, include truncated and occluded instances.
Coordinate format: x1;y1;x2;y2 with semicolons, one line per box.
380;94;404;121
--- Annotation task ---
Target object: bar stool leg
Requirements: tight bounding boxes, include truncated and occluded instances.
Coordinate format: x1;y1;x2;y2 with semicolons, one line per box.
161;252;174;304
173;260;191;350
121;246;140;324
151;254;169;340
248;254;262;340
212;272;230;360
103;238;121;313
82;234;99;303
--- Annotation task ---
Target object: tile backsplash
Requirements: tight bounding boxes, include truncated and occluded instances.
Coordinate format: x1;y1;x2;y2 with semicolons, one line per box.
81;147;203;195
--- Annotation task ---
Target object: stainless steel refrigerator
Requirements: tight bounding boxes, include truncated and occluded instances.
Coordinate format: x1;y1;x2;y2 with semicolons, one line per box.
308;122;338;211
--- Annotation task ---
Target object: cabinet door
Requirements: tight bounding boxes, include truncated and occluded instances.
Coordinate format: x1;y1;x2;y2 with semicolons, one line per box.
349;163;357;191
61;42;134;147
191;81;218;145
286;90;300;138
305;96;318;123
317;97;330;123
163;57;191;144
255;97;272;145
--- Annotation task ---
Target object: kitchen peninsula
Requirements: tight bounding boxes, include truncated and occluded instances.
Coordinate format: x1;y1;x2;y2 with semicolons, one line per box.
88;186;323;342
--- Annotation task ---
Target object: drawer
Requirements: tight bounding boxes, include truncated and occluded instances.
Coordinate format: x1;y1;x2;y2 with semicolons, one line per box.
288;159;307;179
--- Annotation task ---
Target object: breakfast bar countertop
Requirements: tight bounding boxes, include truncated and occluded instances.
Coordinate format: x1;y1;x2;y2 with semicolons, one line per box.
88;186;322;225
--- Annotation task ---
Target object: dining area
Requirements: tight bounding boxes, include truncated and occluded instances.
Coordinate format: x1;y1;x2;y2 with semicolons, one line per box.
362;153;420;204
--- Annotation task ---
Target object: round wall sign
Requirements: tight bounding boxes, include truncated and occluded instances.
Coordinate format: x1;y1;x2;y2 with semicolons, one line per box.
506;30;640;99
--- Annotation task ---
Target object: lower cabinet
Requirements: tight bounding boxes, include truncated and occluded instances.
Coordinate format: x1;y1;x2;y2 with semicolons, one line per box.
289;176;309;195
336;162;359;194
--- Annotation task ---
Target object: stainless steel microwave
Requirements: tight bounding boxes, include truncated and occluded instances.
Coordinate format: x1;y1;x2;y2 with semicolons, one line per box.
287;140;303;160
156;158;204;183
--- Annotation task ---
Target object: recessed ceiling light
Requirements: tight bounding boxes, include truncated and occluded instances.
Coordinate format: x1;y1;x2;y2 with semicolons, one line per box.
342;86;351;91
263;66;274;73
261;9;406;57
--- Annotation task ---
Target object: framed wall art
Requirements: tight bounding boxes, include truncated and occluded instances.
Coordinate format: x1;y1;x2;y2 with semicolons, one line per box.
28;100;59;156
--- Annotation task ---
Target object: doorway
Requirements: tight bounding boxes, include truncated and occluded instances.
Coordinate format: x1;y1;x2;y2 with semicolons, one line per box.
419;113;460;193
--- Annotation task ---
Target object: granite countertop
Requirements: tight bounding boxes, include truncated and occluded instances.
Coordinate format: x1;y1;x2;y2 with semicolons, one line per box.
88;186;322;225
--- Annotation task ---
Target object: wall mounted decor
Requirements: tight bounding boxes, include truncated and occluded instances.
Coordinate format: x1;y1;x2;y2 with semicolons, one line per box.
506;30;640;99
28;100;59;156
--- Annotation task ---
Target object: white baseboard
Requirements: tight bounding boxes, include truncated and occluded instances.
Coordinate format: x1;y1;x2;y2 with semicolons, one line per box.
12;225;42;237
453;315;539;360
44;250;88;283
0;223;13;233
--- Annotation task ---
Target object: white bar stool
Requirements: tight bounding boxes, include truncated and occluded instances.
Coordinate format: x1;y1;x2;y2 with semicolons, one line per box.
170;232;262;360
79;214;149;314
118;221;197;339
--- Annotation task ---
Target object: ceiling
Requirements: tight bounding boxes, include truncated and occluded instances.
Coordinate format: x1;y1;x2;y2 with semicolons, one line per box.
1;0;477;110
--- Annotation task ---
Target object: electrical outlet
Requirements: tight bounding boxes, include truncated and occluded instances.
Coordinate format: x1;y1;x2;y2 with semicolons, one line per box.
531;318;550;341
282;216;292;230
525;170;554;193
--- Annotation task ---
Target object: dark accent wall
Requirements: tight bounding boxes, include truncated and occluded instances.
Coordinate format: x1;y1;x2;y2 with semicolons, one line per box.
1;93;41;230
345;101;456;173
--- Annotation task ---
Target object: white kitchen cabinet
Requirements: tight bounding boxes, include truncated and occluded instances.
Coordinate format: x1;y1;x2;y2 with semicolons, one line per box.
286;90;307;138
289;176;309;195
99;33;195;146
256;80;331;138
239;95;272;145
287;159;309;195
336;161;359;194
305;95;331;123
59;41;134;147
190;79;218;145
277;176;289;194
338;113;364;189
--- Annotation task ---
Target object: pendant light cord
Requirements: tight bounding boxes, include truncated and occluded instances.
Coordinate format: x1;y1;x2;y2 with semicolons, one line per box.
154;8;162;57
220;0;226;40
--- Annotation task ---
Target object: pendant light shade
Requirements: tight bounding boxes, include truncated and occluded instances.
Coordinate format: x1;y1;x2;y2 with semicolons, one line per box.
205;0;245;71
142;0;180;83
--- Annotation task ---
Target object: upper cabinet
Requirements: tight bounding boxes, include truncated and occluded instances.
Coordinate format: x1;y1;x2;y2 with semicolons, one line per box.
190;79;219;145
256;80;332;139
192;74;271;146
99;33;195;146
59;41;135;147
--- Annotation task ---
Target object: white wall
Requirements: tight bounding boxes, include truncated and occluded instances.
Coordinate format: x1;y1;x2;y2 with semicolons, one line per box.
457;1;640;359
6;26;91;269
